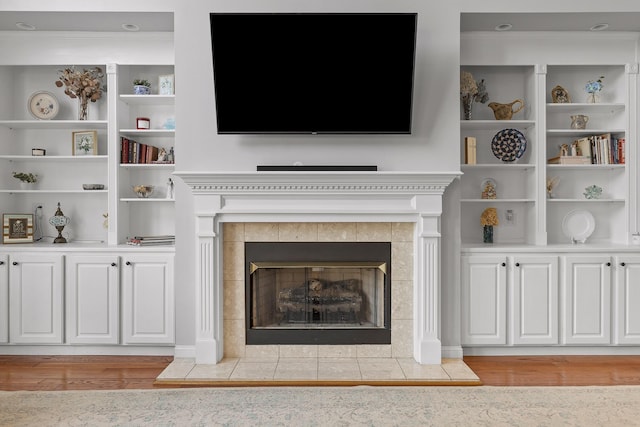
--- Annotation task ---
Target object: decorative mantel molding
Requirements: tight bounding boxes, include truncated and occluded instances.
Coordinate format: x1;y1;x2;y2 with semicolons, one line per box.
175;171;460;365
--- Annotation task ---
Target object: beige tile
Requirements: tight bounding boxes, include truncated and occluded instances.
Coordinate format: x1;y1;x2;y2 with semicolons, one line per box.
392;222;414;242
318;223;357;241
187;359;239;380
223;280;244;320
244;223;279;241
356;344;392;358
230;361;277;380
279;345;318;358
274;358;318;380
156;360;195;380
391;242;413;281
391;280;413;320
223;241;244;281
357;358;406;380
391;319;413;358
441;359;480;381
356;223;392;241
223;319;246;358
396;358;450;380
245;345;279;360
317;345;357;358
278;223;318;241
223;223;245;242
318;358;361;380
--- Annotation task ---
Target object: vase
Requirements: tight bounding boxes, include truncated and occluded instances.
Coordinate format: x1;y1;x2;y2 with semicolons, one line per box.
78;96;88;120
586;92;599;104
134;85;151;95
483;225;494;244
461;95;473;120
19;181;36;191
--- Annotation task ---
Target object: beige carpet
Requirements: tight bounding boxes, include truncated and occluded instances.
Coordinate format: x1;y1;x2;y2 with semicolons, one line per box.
2;386;640;426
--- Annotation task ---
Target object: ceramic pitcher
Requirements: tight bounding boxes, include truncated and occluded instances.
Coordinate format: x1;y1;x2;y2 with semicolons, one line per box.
488;99;524;120
570;114;588;129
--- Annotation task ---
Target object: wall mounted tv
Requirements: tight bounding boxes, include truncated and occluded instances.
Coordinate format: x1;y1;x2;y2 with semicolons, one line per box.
210;13;417;135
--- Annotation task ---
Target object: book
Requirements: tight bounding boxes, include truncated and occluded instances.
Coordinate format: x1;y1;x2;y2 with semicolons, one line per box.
574;137;592;161
464;137;476;165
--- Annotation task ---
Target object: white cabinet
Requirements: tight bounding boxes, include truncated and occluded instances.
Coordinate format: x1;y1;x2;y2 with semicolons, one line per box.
615;255;640;344
512;255;558;345
0;254;7;343
461;255;507;345
9;253;63;344
122;253;174;344
66;254;120;344
563;255;612;345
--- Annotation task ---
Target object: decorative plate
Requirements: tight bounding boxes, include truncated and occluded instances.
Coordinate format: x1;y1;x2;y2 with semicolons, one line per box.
491;128;527;162
28;91;59;120
562;209;595;244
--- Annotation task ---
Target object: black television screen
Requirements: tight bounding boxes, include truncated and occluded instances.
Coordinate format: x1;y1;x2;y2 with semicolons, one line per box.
210;13;417;135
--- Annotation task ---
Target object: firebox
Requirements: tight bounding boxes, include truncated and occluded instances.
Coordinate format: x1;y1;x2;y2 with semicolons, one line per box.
245;242;391;345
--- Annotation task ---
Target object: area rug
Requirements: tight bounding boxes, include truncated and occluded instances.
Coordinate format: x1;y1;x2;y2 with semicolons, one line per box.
2;386;640;426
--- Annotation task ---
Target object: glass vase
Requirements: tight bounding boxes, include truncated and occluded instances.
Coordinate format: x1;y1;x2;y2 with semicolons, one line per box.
483;225;494;244
78;97;88;120
461;95;473;120
586;92;599;104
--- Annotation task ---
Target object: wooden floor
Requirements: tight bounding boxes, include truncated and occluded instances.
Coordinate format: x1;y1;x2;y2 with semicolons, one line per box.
0;355;640;390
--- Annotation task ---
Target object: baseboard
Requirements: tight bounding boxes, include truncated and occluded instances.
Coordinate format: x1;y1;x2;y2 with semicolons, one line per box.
442;345;464;359
0;346;175;356
173;345;196;359
463;346;640;356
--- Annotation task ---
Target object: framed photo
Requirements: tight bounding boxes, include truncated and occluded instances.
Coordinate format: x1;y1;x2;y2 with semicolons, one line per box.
72;130;98;156
2;214;34;244
159;74;175;95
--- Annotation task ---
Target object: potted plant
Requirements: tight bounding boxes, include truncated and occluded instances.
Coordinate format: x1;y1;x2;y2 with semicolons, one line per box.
13;172;38;190
133;79;151;95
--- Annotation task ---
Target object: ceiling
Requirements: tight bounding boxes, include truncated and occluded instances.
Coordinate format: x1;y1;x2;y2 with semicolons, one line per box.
462;12;640;32
0;11;173;32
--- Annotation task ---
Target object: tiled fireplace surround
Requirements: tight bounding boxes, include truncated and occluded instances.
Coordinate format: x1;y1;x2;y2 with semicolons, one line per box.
177;171;457;365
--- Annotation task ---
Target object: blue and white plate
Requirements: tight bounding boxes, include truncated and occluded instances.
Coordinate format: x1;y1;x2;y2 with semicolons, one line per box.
491;128;527;162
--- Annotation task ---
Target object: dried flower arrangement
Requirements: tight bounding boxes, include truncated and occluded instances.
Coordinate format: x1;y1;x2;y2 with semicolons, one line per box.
460;71;489;119
55;66;104;120
547;176;560;197
480;207;499;226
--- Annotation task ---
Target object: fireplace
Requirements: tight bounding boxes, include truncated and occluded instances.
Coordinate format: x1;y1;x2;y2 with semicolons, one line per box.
246;242;391;345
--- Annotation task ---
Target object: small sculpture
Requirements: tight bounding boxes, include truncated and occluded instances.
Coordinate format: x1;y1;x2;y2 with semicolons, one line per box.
551;85;571;103
584;185;603;199
166;178;174;199
157;148;167;162
481;179;497;199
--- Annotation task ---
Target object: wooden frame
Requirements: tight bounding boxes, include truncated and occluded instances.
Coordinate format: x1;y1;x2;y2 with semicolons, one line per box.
72;130;98;156
2;213;34;244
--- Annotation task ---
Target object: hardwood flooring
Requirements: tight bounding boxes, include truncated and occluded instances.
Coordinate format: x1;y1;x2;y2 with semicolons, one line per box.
1;355;640;390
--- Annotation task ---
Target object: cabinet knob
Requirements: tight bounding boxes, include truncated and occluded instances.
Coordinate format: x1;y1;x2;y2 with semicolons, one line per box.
12;262;18;266
606;262;611;267
501;262;506;267
515;263;520;267
126;261;131;266
111;263;117;267
621;262;626;267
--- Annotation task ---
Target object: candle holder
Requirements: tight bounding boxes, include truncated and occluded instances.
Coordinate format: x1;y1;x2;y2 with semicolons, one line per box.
48;202;70;243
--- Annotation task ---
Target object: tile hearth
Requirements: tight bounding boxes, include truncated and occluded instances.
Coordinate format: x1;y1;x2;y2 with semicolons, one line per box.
156;357;480;385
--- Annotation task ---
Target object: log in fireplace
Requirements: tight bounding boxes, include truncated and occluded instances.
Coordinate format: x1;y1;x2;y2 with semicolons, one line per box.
245;242;391;345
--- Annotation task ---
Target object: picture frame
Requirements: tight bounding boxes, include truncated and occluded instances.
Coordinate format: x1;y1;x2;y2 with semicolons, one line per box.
158;74;175;95
2;214;34;244
72;130;98;156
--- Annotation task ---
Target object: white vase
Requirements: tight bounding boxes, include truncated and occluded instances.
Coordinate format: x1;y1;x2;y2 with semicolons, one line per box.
19;182;36;190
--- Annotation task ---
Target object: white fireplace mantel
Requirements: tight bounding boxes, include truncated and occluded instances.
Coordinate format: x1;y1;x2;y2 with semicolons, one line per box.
175;170;460;365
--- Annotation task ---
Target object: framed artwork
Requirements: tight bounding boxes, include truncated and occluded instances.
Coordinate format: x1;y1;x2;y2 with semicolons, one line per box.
159;74;175;95
2;214;34;244
72;130;98;156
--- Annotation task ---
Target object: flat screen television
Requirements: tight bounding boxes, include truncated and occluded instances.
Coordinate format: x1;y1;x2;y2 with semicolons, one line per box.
210;13;417;135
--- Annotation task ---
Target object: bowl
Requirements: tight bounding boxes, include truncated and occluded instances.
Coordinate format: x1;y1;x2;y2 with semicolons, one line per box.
132;185;155;198
82;184;104;190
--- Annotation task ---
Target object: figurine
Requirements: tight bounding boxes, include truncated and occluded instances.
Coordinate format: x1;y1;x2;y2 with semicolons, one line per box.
167;147;175;163
157;148;167;162
166;178;174;199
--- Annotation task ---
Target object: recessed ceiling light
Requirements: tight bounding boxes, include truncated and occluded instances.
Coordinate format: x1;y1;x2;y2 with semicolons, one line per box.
590;23;609;31
121;23;140;32
495;23;513;32
15;22;36;31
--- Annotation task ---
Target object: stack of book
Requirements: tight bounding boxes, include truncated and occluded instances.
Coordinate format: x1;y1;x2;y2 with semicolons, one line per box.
573;133;625;165
121;137;161;164
126;235;175;246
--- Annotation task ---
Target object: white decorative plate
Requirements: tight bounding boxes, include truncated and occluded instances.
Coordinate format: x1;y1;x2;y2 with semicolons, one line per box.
562;209;595;243
28;91;59;120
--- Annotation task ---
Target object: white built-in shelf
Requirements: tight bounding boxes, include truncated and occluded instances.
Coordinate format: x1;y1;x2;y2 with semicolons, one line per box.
460;119;536;130
0;120;108;130
461;198;535;203
119;129;175;137
546;129;625;136
119;94;175;106
1;189;108;194
547;198;625;203
461;164;534;170
120;198;175;202
0;155;108;162
546;164;625;170
546;103;625;114
119;163;174;169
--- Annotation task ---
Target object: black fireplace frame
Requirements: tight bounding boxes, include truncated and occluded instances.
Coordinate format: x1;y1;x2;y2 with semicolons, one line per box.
245;241;392;345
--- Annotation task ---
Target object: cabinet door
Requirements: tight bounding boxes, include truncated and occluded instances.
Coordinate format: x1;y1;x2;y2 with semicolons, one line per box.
564;255;611;345
66;254;120;344
9;253;63;344
461;256;507;345
0;254;8;343
122;254;174;344
615;255;640;344
512;256;559;345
